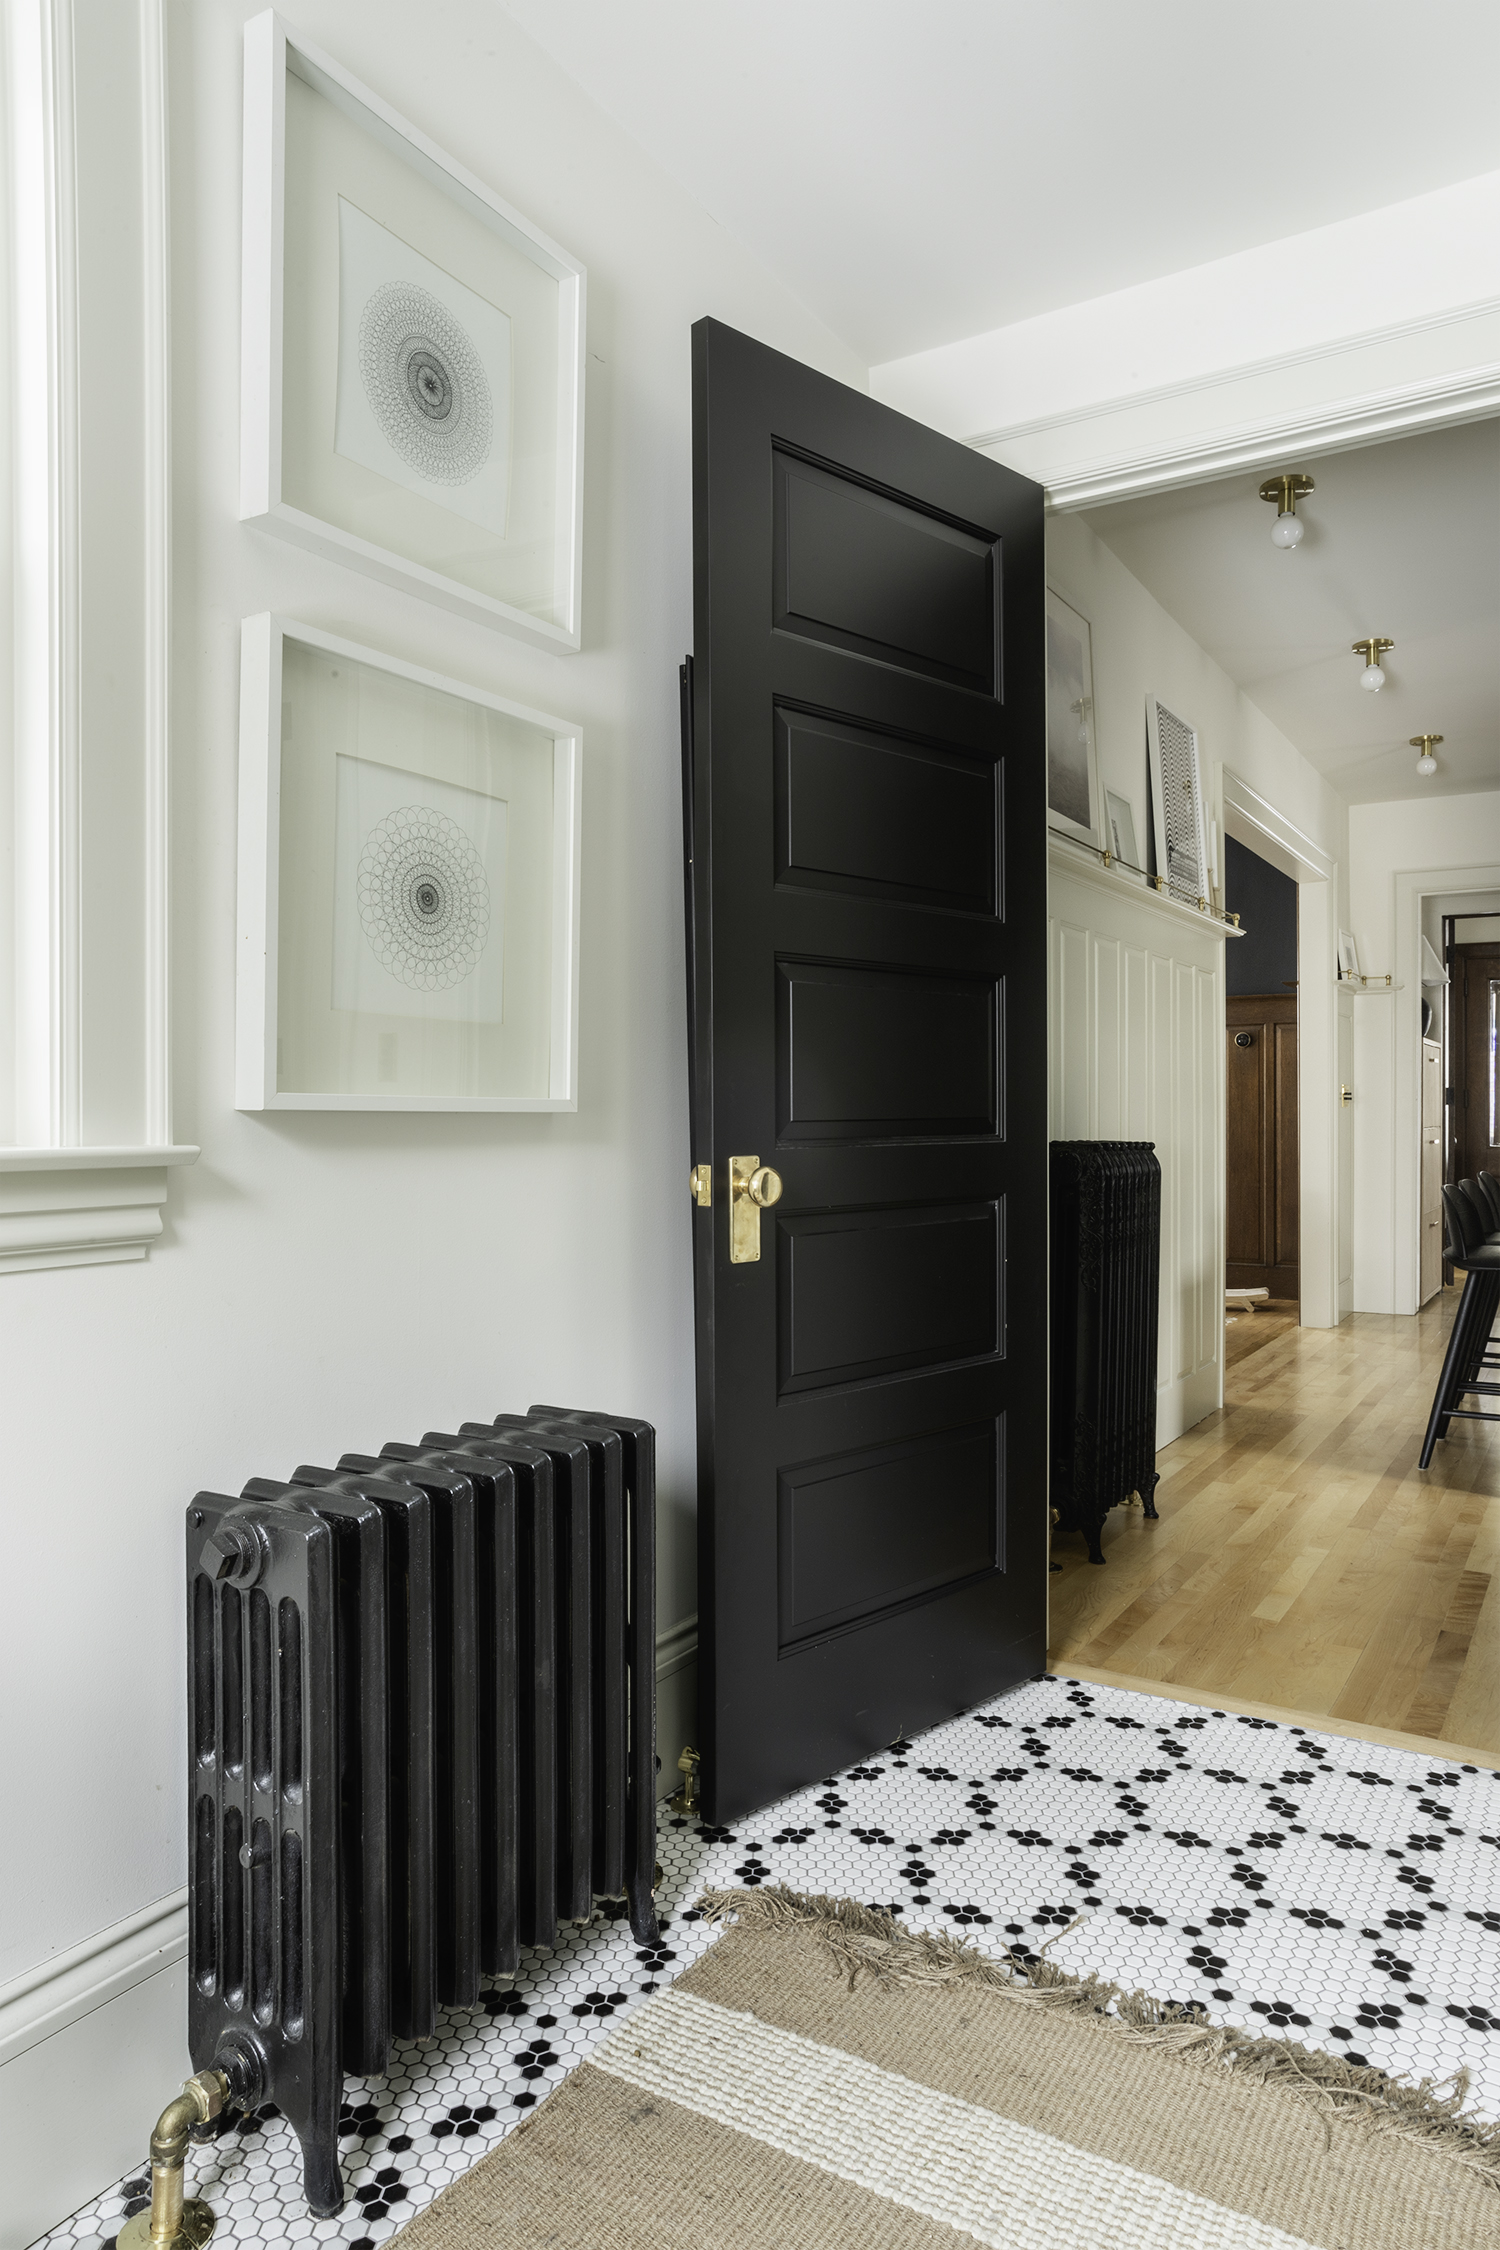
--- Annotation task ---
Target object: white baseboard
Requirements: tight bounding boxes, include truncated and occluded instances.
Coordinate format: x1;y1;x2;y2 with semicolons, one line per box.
1;1897;190;2250
3;1620;703;2245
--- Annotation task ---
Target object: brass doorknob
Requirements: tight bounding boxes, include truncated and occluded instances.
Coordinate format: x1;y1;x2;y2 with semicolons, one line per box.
728;1154;783;1262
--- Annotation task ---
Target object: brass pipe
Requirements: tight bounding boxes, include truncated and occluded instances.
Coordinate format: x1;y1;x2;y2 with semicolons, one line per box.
117;2071;229;2250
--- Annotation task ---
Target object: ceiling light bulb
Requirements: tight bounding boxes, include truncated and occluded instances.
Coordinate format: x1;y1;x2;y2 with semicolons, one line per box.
1416;752;1437;775
1259;471;1313;551
1410;733;1442;777
1352;637;1394;693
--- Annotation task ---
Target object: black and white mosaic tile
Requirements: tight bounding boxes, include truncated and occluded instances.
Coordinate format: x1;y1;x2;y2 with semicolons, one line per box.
44;1674;1500;2249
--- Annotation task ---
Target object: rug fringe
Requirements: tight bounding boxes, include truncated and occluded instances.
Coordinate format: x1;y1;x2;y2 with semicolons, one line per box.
694;1883;1500;2182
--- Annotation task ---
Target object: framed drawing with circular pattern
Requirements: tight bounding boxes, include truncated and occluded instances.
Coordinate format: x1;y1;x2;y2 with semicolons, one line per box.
241;12;585;653
237;616;582;1110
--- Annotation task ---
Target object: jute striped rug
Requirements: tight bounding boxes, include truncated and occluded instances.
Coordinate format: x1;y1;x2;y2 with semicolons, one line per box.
400;1887;1500;2249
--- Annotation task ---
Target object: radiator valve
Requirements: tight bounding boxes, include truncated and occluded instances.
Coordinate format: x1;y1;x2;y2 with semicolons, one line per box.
116;2069;229;2250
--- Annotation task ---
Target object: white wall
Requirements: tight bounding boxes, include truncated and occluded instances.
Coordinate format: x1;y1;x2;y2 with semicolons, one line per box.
0;2;865;2231
1349;792;1500;1312
1046;513;1351;1354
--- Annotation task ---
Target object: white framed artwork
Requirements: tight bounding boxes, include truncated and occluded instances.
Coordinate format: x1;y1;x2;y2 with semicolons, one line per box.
1104;789;1139;871
241;12;585;653
237;616;582;1111
1146;691;1210;906
1045;589;1100;847
1337;931;1362;983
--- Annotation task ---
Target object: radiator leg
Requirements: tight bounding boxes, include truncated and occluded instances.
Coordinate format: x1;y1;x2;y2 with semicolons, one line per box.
116;2071;229;2250
299;2130;346;2219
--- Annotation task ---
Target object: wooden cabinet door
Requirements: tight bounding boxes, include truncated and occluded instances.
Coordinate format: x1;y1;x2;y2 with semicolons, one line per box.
1226;992;1298;1299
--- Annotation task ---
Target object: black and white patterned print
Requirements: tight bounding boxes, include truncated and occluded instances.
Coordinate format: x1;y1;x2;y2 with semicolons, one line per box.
42;1675;1500;2250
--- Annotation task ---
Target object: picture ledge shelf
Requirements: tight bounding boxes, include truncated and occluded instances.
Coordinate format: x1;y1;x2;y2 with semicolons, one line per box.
0;1148;201;1276
1048;832;1245;936
1338;977;1404;994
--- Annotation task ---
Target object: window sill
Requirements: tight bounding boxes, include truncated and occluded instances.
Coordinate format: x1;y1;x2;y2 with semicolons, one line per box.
0;1147;199;1273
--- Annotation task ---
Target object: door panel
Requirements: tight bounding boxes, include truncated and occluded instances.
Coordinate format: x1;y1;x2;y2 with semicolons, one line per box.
776;1200;1001;1396
777;959;999;1139
773;451;998;689
1225;992;1298;1298
777;1420;1003;1650
687;319;1046;1822
776;707;997;913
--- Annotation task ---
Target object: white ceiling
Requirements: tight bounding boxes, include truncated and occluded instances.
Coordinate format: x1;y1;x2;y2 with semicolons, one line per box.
498;1;1500;365
1083;421;1500;804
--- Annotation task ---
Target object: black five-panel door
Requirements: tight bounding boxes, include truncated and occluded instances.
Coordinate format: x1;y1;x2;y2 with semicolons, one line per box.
686;319;1047;1823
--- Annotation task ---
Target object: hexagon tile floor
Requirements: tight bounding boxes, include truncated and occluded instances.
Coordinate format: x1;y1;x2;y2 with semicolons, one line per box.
41;1673;1500;2250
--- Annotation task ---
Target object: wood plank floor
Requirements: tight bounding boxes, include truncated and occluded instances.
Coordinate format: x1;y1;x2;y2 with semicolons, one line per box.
1048;1284;1500;1758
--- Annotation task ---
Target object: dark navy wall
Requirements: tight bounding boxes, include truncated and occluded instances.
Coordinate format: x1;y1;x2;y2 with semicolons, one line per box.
1225;834;1297;997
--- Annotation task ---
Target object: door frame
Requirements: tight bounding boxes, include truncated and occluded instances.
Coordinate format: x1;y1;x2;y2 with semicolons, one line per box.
1388;865;1500;1311
1218;770;1341;1329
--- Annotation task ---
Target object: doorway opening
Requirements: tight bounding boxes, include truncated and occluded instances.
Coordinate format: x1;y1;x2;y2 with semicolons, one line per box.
1444;910;1500;1187
1224;835;1299;1364
1045;413;1499;1753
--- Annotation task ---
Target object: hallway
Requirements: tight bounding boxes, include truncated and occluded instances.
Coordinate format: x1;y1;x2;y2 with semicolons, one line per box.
1049;1289;1500;1760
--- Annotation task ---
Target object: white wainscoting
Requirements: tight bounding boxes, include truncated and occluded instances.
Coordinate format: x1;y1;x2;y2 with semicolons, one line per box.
1048;845;1226;1446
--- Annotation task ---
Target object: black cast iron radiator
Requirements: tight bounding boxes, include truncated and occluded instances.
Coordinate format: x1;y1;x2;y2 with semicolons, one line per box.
185;1406;657;2216
1050;1143;1162;1565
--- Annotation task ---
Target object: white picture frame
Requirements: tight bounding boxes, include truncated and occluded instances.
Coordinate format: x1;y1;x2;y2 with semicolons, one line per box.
1045;589;1101;847
1146;691;1210;906
237;616;582;1111
1104;789;1139;871
1337;931;1361;983
240;11;585;653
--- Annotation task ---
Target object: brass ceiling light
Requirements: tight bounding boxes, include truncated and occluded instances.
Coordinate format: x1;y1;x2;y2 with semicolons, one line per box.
1352;636;1394;691
1410;733;1442;777
1259;470;1314;548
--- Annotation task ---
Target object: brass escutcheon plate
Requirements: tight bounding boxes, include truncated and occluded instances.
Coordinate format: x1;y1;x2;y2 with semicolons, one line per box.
117;2200;216;2250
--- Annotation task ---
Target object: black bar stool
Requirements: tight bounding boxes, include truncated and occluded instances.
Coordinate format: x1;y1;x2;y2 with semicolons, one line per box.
1419;1181;1500;1468
1472;1170;1500;1231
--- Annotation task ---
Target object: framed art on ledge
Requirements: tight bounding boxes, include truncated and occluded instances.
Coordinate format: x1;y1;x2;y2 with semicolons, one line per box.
1045;588;1100;847
240;11;585;652
237;616;582;1110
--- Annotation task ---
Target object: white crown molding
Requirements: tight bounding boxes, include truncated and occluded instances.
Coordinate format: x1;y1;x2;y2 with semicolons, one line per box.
964;294;1500;459
1031;362;1500;513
